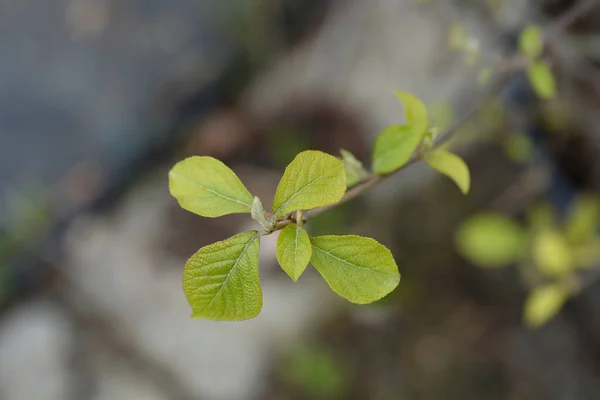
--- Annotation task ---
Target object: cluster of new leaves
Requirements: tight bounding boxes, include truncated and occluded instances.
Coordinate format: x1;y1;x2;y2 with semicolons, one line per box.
456;196;600;328
169;92;471;321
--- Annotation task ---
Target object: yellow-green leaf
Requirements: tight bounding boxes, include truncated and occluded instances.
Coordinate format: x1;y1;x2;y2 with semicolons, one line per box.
532;229;574;277
251;196;272;230
394;91;429;135
448;23;468;50
528;62;557;100
276;224;312;281
564;195;600;245
273;150;346;217
425;150;471;194
456;213;526;268
524;284;568;328
504;132;533;163
477;66;495;87
310;235;400;304
372;125;424;175
169;156;254;218
183;231;261;320
340;149;368;188
519;25;543;61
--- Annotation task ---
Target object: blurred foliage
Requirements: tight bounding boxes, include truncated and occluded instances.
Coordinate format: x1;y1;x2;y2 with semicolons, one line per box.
456;195;600;327
282;345;346;399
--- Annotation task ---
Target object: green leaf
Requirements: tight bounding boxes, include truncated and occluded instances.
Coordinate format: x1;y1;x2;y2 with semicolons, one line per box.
527;62;557;100
394;91;429;135
477;66;494;87
532;229;574;277
183;231;262;320
310;235;400;304
456;213;526;268
524;284;568;328
519;25;543;61
504;132;533;163
273;150;346;217
340;149;368;188
169;156;254;218
564;195;600;245
425;150;471;194
276;224;312;281
448;23;468;50
372;125;424;175
251;196;272;230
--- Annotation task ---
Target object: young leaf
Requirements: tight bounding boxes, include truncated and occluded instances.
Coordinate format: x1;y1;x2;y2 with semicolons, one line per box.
527;62;557;100
532;229;574;277
519;25;543;61
310;235;400;304
524;284;568;328
477;66;494;87
183;231;261;320
372;125;425;175
564;195;600;245
169;156;254;218
251;196;272;230
276;224;312;281
394;91;429;136
425;150;471;194
273;150;346;217
456;213;526;268
340;149;368;188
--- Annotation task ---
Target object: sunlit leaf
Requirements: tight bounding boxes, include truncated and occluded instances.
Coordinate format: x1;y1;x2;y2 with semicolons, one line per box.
519;25;543;61
340;149;368;188
524;284;568;328
426;150;471;194
310;235;400;304
372;125;424;175
456;213;526;267
528;62;557;100
564;195;600;245
394;91;429;135
273;150;346;217
276;224;312;281
169;156;254;217
532;229;574;277
183;231;261;320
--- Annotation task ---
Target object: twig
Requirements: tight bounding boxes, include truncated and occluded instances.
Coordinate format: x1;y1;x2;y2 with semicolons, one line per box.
544;0;599;42
304;64;520;220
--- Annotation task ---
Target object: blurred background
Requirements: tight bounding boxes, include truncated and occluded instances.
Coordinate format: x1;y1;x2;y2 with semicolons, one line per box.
1;0;600;399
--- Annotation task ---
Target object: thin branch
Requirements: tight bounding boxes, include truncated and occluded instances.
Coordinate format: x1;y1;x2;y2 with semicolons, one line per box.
304;64;520;220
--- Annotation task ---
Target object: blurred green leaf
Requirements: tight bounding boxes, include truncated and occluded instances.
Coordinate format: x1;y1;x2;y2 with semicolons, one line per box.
524;284;568;328
425;150;471;194
276;224;312;281
273;151;346;217
394;91;429;135
527;202;557;232
456;213;526;267
449;23;468;50
310;235;400;304
564;195;600;245
527;62;557;100
519;25;543;60
477;66;495;87
169;156;254;217
532;229;574;277
284;346;345;399
340;149;368;188
372;125;424;175
183;231;261;320
504;132;533;163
